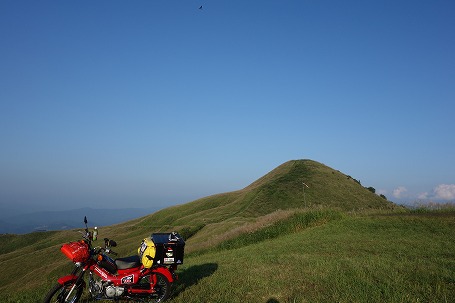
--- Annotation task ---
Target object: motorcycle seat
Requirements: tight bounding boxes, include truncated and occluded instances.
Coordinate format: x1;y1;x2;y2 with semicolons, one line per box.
115;255;141;270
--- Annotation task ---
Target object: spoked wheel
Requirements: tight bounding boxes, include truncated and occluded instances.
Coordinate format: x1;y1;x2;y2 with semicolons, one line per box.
145;272;171;303
43;281;83;303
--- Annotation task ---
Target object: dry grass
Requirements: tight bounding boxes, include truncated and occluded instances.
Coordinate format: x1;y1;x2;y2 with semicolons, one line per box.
186;209;297;253
411;201;455;210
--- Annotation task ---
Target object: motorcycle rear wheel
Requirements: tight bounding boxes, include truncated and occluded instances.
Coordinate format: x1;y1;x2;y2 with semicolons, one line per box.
145;272;171;303
43;281;83;303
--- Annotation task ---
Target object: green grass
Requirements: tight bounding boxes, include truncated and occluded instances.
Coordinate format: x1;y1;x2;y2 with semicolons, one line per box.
0;160;452;302
168;211;455;303
205;209;343;252
1;209;454;303
0;231;59;254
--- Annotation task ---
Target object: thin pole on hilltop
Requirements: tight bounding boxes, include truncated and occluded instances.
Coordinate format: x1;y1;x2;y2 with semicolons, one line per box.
302;182;309;207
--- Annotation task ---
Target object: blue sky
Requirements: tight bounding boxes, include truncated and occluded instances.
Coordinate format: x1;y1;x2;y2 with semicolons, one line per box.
1;0;454;212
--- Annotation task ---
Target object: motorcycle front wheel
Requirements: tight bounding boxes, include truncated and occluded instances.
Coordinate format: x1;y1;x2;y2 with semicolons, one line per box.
43;281;83;303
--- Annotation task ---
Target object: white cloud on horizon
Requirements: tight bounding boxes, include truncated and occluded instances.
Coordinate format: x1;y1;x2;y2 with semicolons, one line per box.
416;184;455;202
433;184;455;200
391;184;455;205
417;192;429;200
392;186;408;199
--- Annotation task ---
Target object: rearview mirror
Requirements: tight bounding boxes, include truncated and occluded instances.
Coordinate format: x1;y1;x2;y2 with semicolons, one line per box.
93;227;98;241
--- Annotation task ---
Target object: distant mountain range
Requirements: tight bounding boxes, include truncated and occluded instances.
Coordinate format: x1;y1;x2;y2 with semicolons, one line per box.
0;207;158;234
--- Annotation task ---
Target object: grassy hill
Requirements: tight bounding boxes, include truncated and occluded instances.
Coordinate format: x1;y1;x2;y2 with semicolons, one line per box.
1;159;454;302
129;159;396;248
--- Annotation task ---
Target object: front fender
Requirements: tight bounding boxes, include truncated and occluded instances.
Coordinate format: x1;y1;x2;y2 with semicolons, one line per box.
57;274;86;288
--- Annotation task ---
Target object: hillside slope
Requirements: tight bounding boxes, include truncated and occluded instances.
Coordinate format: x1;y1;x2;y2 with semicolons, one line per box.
129;159;395;249
136;159;393;225
0;159;398;297
2;209;454;303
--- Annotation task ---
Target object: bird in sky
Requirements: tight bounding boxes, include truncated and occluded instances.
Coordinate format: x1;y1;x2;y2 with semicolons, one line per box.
199;5;203;10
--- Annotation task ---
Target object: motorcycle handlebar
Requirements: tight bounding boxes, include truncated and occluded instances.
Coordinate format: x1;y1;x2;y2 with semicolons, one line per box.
93;246;117;256
109;249;118;256
103;238;117;247
79;217;119;257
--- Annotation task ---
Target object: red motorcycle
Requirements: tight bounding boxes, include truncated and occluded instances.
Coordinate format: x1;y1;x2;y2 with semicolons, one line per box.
44;217;185;303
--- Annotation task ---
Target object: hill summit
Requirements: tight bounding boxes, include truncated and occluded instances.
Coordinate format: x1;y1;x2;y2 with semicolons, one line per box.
133;160;395;246
242;159;393;213
158;159;392;215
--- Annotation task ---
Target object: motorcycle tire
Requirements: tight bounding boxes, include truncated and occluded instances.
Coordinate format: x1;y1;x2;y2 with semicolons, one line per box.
43;281;83;303
147;272;171;303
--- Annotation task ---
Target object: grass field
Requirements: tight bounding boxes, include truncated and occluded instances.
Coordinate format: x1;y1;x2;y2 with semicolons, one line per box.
1;208;454;303
1;160;453;302
168;209;455;303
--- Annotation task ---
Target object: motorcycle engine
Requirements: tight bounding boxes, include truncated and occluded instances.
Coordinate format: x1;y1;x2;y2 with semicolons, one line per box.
89;278;124;299
105;284;125;298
